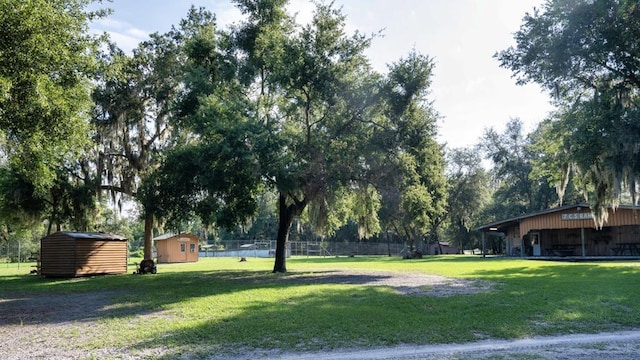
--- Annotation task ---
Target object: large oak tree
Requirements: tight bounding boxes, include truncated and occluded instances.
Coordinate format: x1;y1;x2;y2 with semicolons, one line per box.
148;1;446;272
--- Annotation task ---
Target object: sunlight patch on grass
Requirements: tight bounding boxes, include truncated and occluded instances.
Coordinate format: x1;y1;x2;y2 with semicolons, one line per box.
4;256;640;357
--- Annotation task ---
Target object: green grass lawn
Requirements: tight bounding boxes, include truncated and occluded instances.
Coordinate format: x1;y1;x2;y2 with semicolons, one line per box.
2;255;640;358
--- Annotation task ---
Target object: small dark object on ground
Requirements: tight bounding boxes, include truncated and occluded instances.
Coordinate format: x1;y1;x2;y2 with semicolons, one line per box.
135;259;157;274
403;250;423;259
239;257;247;262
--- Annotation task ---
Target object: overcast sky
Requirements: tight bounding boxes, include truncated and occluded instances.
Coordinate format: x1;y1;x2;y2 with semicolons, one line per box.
90;0;555;149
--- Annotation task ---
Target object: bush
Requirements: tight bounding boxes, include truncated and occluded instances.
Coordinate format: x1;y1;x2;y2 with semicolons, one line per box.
129;249;144;258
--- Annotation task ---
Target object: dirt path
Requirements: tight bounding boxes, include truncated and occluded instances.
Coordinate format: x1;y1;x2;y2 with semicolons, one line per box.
266;330;640;359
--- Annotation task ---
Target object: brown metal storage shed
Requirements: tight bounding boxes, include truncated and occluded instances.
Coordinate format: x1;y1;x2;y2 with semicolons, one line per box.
40;231;128;277
154;233;200;263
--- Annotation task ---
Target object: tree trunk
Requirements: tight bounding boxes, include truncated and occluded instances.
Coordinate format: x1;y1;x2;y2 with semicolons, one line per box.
403;224;413;252
273;194;293;273
432;228;443;255
143;213;154;260
273;193;307;273
386;229;391;257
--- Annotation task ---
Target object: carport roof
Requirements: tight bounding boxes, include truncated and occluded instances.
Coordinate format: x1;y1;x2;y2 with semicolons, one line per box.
474;203;591;232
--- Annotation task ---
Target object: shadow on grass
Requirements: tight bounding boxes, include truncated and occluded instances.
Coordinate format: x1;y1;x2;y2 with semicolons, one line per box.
132;261;640;359
129;277;464;358
3;258;640;358
0;269;407;327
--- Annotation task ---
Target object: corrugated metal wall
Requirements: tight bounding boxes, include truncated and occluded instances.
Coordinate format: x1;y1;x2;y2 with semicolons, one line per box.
40;233;76;276
75;240;127;275
40;233;127;277
520;207;640;236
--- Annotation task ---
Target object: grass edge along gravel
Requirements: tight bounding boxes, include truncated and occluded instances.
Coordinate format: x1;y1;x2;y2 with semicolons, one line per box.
2;256;640;359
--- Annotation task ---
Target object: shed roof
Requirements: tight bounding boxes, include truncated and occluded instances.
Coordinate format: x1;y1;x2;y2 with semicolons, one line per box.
47;231;127;241
153;232;199;241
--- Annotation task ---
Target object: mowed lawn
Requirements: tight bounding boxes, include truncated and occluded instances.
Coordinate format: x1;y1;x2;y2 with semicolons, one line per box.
2;255;640;358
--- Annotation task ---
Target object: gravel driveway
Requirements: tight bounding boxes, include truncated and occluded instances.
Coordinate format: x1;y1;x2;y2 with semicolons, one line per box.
269;331;640;360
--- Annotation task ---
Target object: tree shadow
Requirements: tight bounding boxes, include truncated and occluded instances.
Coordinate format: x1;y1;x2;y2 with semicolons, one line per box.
0;269;411;326
121;263;640;358
3;260;640;359
129;283;446;359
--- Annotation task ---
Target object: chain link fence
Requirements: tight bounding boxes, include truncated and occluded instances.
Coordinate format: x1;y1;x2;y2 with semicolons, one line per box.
200;239;414;258
0;240;29;270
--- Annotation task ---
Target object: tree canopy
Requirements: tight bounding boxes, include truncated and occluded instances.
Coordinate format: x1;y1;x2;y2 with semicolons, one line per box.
140;1;447;271
1;0;502;263
0;0;100;191
0;0;106;234
496;0;640;227
445;147;491;250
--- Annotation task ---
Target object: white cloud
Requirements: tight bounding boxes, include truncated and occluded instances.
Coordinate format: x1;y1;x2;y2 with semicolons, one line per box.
108;31;145;54
464;77;487;94
209;1;243;28
126;27;149;40
288;0;315;26
93;17;129;30
91;15;150;54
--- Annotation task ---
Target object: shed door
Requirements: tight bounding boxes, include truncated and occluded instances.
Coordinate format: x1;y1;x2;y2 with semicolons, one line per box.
531;232;541;256
180;242;187;261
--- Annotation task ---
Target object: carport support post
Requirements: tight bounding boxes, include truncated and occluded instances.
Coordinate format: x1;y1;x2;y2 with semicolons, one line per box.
482;232;486;258
581;227;586;257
